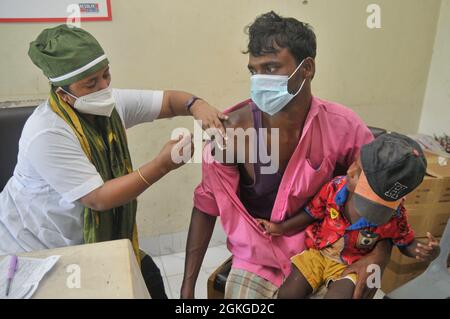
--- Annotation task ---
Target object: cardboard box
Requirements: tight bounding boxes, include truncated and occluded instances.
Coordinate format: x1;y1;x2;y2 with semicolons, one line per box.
381;238;438;294
404;176;442;205
406;152;450;205
438;177;450;204
424;151;450;204
405;203;450;237
403;152;450;237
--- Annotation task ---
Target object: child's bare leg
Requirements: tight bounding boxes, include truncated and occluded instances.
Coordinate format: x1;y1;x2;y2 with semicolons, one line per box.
278;266;313;299
324;278;355;299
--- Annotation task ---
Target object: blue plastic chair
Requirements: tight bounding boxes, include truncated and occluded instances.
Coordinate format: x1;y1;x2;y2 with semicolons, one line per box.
387;217;450;299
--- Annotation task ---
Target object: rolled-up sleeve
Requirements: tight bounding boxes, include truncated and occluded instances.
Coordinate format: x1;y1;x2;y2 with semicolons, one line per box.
113;88;163;129
193;146;220;217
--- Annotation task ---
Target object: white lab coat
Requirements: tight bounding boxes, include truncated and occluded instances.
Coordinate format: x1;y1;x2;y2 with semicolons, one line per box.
0;89;163;255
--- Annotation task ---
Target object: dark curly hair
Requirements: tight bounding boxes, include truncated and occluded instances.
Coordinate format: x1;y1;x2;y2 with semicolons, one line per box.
245;11;317;64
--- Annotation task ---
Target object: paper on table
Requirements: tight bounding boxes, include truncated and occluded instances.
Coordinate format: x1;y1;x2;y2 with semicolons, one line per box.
0;255;60;299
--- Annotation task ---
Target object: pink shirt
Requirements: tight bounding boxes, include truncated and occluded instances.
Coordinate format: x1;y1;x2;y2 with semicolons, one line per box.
193;96;374;287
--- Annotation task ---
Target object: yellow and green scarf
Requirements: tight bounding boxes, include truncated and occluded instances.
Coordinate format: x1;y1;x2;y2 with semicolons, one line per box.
49;88;140;263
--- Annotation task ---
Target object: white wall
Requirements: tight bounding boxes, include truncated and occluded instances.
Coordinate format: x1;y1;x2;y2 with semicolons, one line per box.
0;0;442;238
419;0;450;136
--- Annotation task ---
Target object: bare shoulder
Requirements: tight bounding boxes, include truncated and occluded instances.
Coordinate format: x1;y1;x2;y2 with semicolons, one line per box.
211;102;254;165
222;102;253;130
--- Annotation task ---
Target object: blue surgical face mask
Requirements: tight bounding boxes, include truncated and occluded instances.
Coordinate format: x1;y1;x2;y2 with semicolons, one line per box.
251;59;306;115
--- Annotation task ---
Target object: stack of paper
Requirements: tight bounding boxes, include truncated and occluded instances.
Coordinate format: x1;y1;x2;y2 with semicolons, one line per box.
0;255;60;299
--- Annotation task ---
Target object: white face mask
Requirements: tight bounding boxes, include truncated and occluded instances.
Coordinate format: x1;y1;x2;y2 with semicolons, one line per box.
251;59;306;116
61;86;115;117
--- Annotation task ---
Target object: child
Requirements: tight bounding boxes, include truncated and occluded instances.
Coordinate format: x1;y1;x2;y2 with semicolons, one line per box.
257;132;441;299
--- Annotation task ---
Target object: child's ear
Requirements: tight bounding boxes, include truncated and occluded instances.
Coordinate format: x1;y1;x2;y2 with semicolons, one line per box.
346;162;361;192
346;177;356;192
346;161;358;177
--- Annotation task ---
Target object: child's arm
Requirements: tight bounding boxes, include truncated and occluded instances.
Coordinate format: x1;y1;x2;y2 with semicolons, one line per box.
256;210;316;236
399;232;440;262
257;179;332;236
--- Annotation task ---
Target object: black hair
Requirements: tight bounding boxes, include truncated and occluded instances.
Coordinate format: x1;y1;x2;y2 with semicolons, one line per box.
245;11;317;63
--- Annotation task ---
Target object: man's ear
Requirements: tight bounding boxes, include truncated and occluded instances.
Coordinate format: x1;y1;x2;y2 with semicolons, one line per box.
303;57;315;80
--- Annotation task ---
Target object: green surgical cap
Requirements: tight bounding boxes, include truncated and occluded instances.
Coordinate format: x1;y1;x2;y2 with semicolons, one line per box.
28;24;109;86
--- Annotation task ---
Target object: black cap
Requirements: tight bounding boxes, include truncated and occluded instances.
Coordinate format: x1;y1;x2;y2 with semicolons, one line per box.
355;132;427;225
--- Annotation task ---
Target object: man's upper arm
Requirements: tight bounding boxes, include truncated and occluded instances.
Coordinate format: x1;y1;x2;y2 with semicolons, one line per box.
113;88;163;129
193;184;220;217
27;129;104;203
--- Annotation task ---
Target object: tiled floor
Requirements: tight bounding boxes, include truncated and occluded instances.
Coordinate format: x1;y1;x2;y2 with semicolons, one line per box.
156;244;231;299
155;244;386;299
